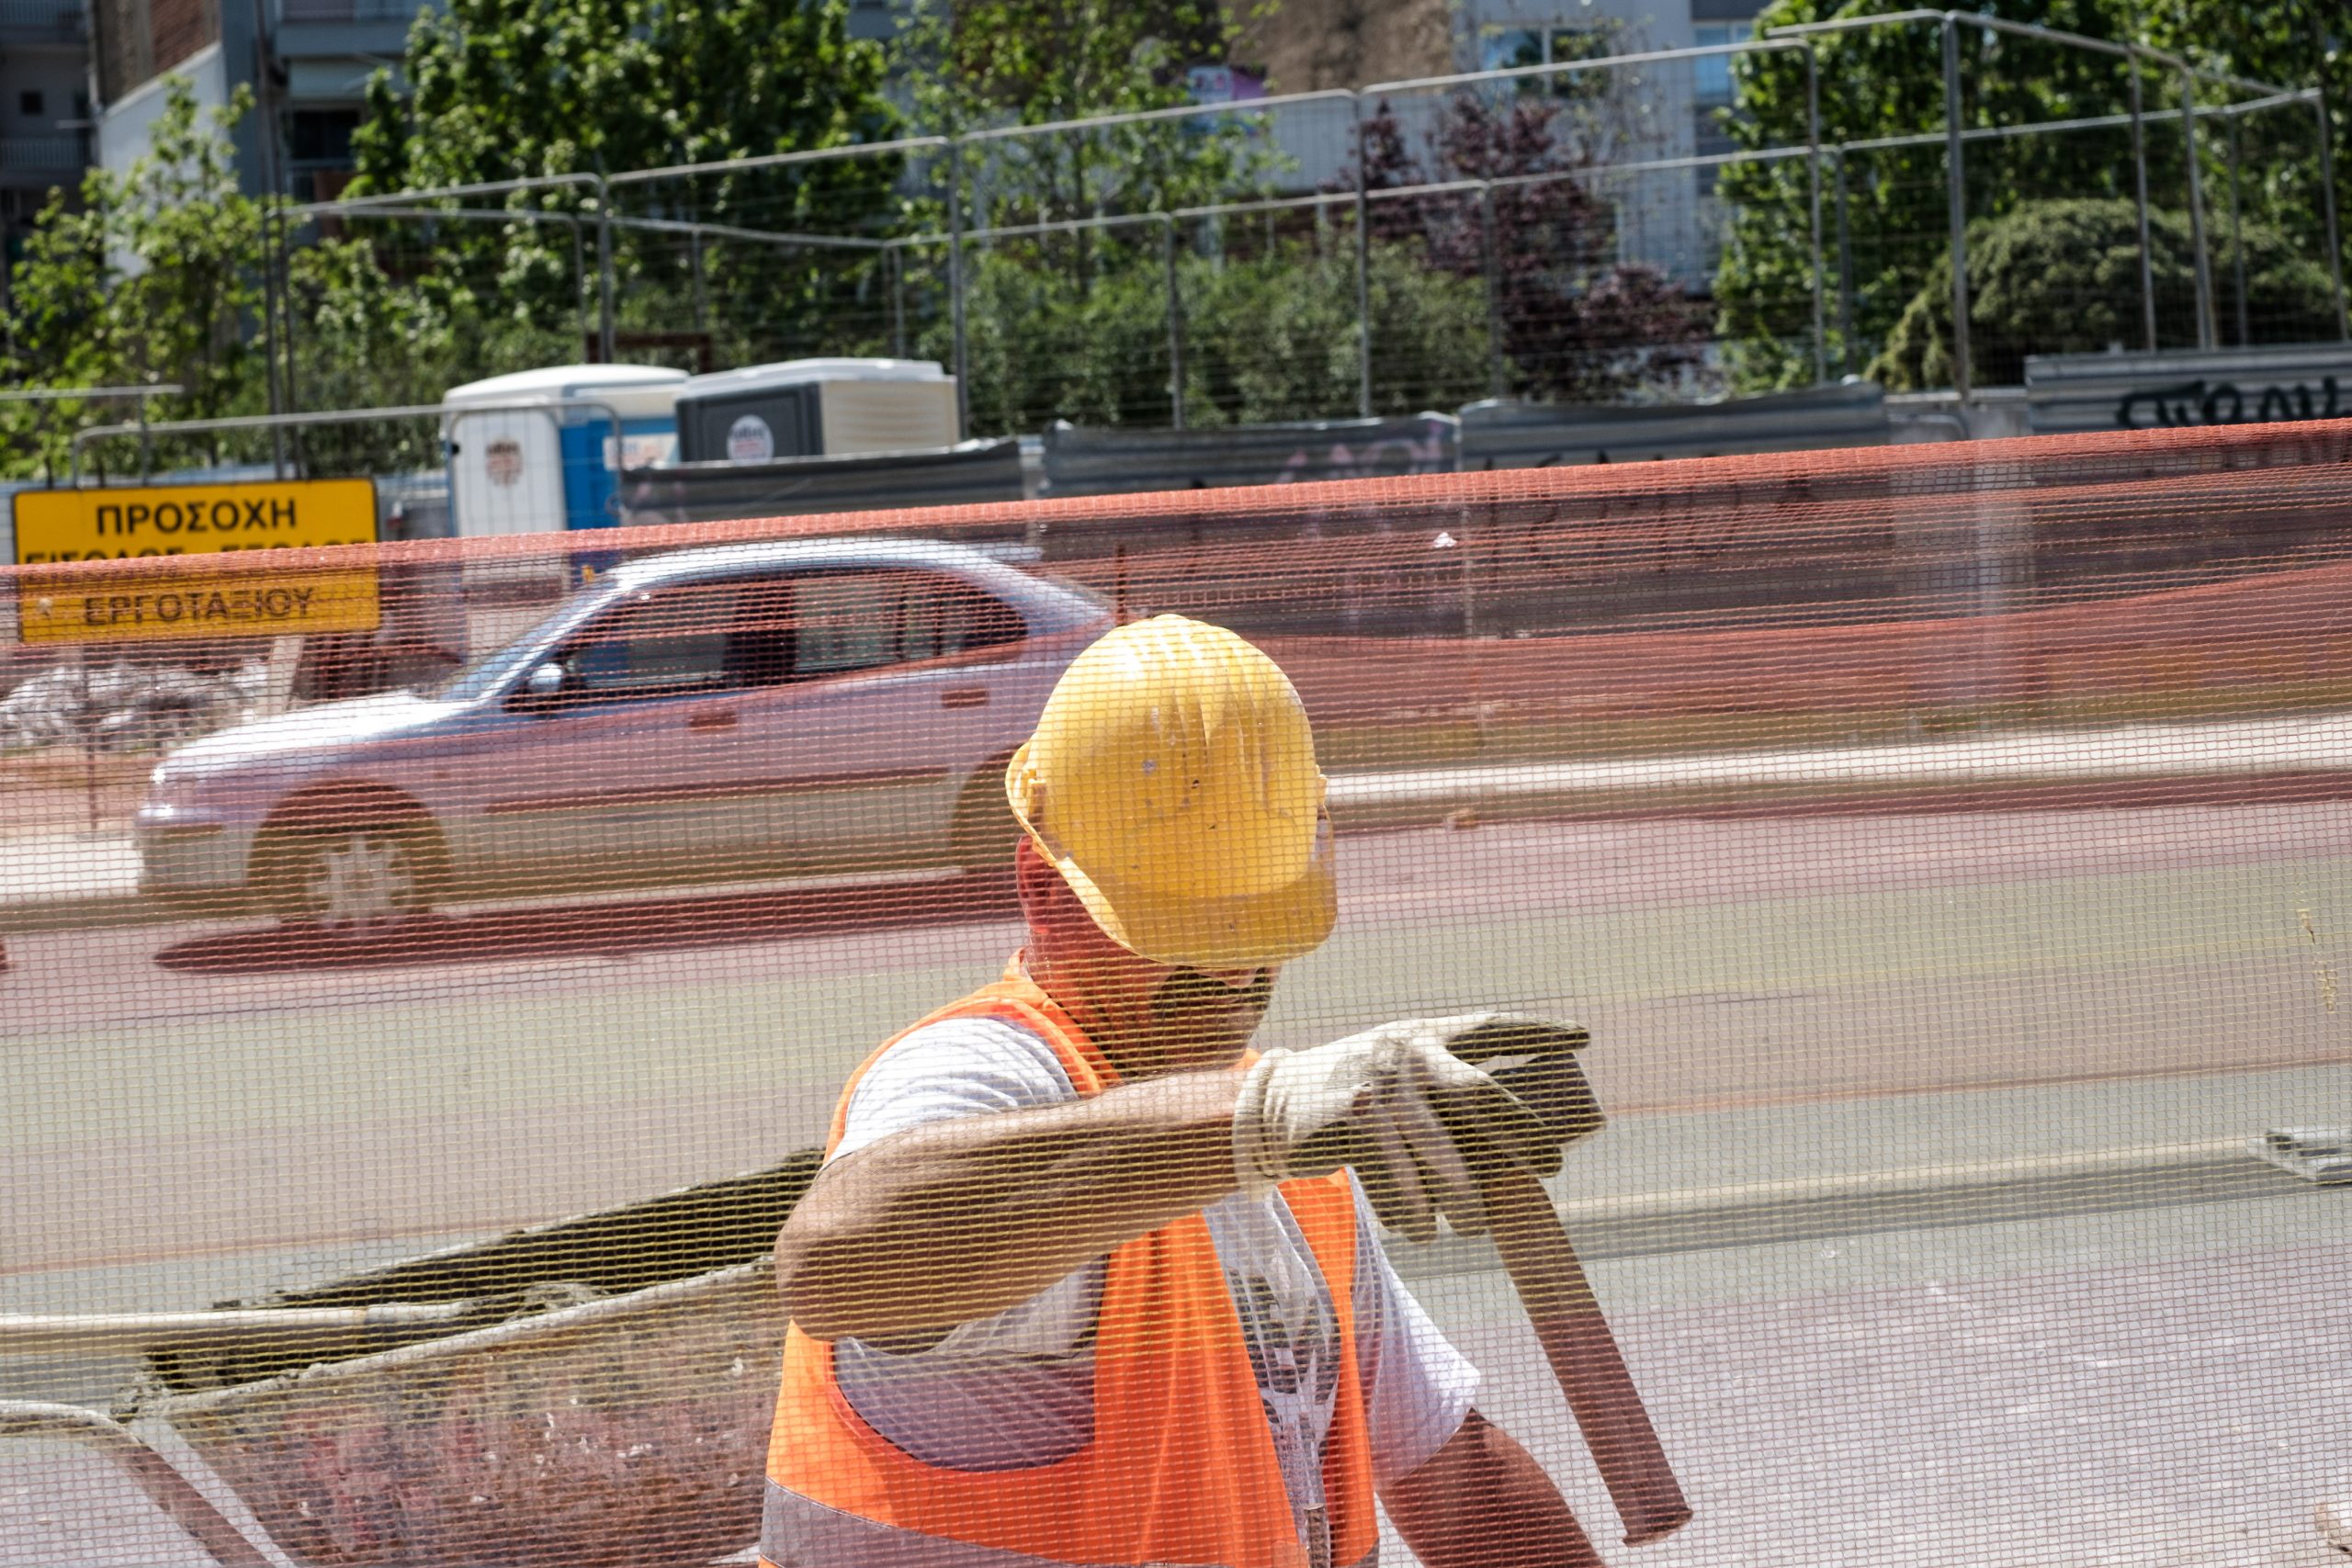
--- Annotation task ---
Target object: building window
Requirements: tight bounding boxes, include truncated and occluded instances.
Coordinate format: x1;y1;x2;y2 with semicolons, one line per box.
19;90;43;118
1692;23;1754;104
1477;23;1617;95
288;108;364;199
288;107;362;169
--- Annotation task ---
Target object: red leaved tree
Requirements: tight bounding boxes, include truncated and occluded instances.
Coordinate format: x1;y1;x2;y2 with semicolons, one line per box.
1346;93;1710;402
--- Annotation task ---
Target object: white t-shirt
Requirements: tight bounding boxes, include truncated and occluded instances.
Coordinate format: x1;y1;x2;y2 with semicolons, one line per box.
828;1014;1480;1549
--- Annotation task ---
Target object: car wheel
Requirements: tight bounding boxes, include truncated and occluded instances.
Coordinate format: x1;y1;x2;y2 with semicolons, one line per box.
950;752;1024;874
279;828;431;937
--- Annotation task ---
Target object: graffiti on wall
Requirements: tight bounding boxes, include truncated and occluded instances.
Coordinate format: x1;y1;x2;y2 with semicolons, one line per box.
2116;376;2347;429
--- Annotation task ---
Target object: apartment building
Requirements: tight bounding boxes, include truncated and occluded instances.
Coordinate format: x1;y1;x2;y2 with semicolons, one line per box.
1457;0;1767;282
0;0;92;265
90;0;421;203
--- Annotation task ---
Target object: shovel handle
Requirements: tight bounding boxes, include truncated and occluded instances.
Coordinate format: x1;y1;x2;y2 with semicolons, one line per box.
1487;1166;1692;1546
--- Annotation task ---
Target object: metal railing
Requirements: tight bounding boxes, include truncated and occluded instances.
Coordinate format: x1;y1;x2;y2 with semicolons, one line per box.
243;28;2347;430
67;399;628;489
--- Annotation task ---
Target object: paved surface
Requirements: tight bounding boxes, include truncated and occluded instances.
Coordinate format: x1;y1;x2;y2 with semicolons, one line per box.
10;705;2352;923
7;1079;2348;1568
4;801;2347;1279
3;795;2349;1565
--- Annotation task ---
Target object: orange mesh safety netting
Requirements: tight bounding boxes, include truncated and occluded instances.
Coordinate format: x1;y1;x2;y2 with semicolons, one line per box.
2;417;2349;1568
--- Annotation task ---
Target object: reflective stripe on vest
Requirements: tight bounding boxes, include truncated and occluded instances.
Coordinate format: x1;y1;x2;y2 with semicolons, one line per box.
760;1479;1380;1568
764;958;1380;1568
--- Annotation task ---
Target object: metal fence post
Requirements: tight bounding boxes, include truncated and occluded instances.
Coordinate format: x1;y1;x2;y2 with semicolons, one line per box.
1941;15;1971;401
1481;180;1505;400
1163;216;1185;430
1804;39;1827;384
888;242;907;360
272;201;300;423
571;218;591;351
594;175;616;363
256;205;288;478
2227;109;2249;346
690;227;707;333
948;137;970;435
1351;90;1374;419
2316;91;2350;341
1833;148;1855;374
2179;70;2216;351
2128;53;2157;351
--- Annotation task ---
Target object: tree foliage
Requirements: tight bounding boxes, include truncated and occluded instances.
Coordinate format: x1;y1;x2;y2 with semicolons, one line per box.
1351;94;1709;402
1714;0;2348;391
935;240;1490;431
349;0;903;352
900;0;1262;221
354;0;897;189
1869;197;2340;389
0;80;266;478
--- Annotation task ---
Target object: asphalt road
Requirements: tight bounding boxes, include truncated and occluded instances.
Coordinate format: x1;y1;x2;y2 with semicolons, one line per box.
4;801;2348;1283
4;800;2350;1566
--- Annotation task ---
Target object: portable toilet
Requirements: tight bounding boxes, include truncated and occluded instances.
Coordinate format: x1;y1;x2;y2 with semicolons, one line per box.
443;364;688;537
673;359;959;465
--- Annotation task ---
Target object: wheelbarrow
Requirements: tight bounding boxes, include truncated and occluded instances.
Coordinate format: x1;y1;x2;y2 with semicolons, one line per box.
1;1153;820;1568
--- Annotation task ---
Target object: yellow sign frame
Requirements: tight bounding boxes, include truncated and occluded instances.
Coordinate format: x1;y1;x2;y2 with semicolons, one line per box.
12;478;382;644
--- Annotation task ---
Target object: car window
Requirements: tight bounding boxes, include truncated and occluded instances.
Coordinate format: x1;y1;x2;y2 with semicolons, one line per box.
794;571;1026;677
794;574;900;676
553;579;759;704
901;575;1026;660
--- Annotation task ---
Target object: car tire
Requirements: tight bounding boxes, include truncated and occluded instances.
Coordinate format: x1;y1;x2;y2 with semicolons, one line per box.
269;825;437;938
949;752;1024;875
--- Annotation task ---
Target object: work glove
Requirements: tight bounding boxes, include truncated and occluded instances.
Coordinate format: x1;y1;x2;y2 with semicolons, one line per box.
1232;1012;1573;1244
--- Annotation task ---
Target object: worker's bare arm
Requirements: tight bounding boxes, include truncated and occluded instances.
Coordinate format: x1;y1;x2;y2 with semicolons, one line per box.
775;1069;1244;1342
1382;1410;1600;1568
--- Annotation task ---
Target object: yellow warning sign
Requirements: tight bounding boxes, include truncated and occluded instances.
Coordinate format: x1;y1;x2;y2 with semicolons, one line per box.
12;478;381;643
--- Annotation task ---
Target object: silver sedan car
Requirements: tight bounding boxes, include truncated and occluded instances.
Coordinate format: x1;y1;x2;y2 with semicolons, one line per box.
136;537;1113;933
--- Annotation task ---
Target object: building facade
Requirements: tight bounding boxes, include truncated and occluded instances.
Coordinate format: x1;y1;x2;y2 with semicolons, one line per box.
0;0;93;266
90;0;422;202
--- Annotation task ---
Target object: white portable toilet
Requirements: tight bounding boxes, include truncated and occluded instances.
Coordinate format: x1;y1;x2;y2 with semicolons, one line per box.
673;359;960;464
443;364;689;537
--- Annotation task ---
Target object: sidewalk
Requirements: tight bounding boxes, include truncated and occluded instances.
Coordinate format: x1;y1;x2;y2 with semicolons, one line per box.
9;705;2351;931
0;830;143;931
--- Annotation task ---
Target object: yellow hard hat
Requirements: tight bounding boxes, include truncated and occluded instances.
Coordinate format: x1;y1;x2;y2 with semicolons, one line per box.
1007;615;1337;967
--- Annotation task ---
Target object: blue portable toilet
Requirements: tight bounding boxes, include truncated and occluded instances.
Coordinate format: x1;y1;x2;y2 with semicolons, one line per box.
443;364;688;538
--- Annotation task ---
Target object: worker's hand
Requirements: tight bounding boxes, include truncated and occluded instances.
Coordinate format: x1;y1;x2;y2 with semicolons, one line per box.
1232;1013;1568;1244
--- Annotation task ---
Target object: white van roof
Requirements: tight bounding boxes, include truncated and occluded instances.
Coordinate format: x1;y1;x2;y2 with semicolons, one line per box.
679;358;948;395
444;364;689;419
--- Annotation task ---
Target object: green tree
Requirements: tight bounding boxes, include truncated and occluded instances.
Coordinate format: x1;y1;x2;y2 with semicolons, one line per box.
892;0;1296;430
277;236;575;474
901;0;1261;224
1713;0;2345;391
349;0;902;360
1869;197;2339;388
932;240;1491;433
0;79;266;478
1185;242;1494;423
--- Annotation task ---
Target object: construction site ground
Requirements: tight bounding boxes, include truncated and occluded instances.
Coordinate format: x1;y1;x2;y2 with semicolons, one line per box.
4;794;2348;1565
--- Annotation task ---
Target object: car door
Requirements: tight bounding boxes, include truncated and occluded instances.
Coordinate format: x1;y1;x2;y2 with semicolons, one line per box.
731;568;1035;874
445;574;793;894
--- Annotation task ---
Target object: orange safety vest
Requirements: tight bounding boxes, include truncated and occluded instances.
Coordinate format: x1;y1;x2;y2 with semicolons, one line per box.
763;962;1380;1568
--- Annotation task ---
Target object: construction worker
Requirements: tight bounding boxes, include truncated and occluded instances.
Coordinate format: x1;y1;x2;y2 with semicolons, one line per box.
766;615;1598;1568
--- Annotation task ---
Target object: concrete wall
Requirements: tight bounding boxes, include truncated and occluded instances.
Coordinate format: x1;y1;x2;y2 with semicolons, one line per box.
93;36;224;179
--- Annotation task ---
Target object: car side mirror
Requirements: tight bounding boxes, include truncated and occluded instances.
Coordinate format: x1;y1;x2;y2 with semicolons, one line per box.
517;660;568;711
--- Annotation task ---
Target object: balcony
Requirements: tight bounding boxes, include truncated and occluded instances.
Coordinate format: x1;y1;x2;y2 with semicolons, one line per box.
280;0;425;21
0;135;84;176
0;0;85;43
